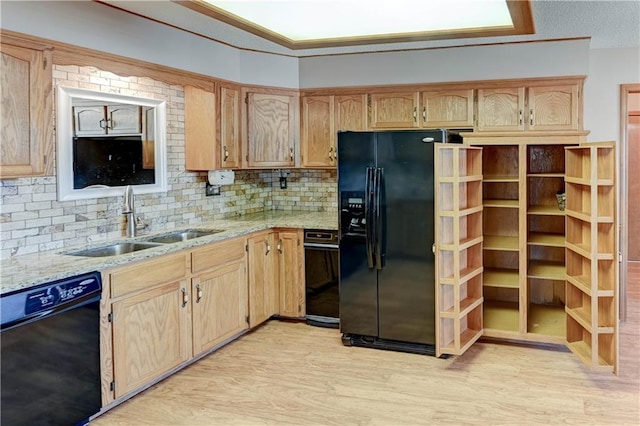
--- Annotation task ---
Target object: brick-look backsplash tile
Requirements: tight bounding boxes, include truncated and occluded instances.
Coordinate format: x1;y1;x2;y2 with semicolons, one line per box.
0;66;337;259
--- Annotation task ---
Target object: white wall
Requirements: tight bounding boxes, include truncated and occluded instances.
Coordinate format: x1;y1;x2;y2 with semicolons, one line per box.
584;47;640;141
299;39;591;87
0;0;299;88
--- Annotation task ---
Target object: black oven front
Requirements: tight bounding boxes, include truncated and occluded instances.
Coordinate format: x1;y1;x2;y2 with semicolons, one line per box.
304;229;339;327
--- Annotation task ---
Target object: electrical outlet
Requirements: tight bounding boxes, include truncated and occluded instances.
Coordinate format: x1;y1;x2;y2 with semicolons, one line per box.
279;176;287;189
205;183;221;196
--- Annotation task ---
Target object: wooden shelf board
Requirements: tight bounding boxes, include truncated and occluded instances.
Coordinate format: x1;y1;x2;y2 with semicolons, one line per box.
484;300;519;332
484;268;519;288
597;216;615;224
528;233;565;247
484;199;519;208
440;296;483;319
460;266;484;284
527;261;565;280
565;306;593;332
459;236;484;251
566;275;592;297
596;179;614;186
484;235;519;251
566;242;591;259
527;173;565;178
527;205;565;216
566;210;591;223
565;176;590;186
566;340;614;372
440;328;483;356
439;205;483;218
460;175;484;183
527;304;566;337
483;175;519;182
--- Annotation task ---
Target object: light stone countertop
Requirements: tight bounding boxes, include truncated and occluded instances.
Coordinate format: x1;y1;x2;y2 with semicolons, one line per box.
0;210;337;295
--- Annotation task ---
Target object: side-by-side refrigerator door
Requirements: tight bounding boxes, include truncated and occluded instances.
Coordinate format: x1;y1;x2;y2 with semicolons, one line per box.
337;131;378;337
434;144;485;357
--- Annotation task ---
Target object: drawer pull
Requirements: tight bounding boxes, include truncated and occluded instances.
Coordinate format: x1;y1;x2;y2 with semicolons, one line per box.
196;284;203;303
181;288;189;307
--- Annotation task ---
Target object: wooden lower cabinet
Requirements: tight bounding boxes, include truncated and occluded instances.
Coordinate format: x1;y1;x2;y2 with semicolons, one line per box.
111;279;191;399
192;260;247;355
277;229;305;318
247;231;279;327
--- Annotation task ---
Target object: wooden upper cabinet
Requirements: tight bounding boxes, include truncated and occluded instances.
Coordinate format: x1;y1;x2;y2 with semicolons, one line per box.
527;85;580;131
185;85;217;171
73;103;141;136
246;92;296;168
477;83;581;132
0;41;53;178
301;95;335;168
476;87;526;132
335;94;368;131
219;84;242;169
369;92;420;129
421;89;474;128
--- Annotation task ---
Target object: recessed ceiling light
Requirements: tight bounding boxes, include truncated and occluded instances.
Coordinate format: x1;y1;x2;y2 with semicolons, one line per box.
174;0;535;49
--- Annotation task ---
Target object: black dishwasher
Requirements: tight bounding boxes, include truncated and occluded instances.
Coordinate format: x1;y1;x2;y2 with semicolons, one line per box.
1;271;102;426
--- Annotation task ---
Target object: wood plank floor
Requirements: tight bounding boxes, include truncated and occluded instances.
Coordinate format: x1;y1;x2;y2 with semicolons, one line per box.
93;265;640;426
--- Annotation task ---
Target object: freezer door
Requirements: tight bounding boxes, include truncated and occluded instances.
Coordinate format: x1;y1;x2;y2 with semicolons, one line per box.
375;130;442;344
337;132;378;337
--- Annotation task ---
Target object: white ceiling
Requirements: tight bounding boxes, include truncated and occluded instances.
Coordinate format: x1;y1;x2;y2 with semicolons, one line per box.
103;0;640;57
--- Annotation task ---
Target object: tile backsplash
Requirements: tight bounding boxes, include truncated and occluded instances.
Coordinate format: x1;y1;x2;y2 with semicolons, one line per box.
0;65;337;259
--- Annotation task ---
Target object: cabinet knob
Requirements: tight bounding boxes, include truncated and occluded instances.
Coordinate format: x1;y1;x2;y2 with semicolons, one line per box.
277;239;283;253
422;107;427;122
223;146;229;162
413;107;417;122
329;147;333;161
265;240;271;256
289;147;294;162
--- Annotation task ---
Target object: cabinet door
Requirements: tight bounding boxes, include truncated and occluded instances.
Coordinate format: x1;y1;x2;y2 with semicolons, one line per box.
247;92;295;168
335;94;368;131
369;92;420;129
74;106;107;136
107;104;141;134
434;145;484;357
219;84;242;169
477;88;525;132
277;230;305;318
421;89;474;128
192;260;248;355
142;106;155;169
111;280;191;398
247;232;278;327
185;85;217;170
528;85;580;131
301;95;335;168
0;43;53;178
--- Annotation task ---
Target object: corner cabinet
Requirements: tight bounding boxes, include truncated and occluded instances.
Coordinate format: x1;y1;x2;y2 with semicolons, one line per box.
219;83;243;169
244;91;297;168
0;39;53;178
438;132;619;374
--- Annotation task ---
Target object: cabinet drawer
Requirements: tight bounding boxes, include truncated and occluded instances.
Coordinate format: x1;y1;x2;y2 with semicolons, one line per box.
191;236;246;273
110;253;188;298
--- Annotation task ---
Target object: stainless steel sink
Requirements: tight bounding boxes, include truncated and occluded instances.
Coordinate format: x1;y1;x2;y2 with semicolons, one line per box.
143;229;224;244
65;242;163;257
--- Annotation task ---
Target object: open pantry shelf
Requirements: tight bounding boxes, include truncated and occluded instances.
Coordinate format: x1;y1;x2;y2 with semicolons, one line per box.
528;233;565;247
527;261;565;280
528;303;566;337
484;235;519;251
484;300;519;332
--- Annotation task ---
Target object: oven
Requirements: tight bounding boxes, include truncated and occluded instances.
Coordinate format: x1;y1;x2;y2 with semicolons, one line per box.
1;271;103;426
304;229;339;327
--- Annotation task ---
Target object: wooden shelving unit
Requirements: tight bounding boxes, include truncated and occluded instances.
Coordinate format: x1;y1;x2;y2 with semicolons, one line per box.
564;143;617;373
477;144;523;335
435;145;484;357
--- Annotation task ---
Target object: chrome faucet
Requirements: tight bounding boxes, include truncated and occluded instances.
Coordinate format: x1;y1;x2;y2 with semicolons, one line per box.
122;185;136;237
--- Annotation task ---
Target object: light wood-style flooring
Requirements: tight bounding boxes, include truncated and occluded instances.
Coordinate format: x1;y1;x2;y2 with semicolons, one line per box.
93;264;640;425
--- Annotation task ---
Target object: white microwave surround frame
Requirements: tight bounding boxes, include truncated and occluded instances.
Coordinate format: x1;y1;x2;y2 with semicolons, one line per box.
56;86;168;201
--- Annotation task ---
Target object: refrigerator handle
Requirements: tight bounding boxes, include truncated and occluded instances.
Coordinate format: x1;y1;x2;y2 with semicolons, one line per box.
364;167;375;269
374;167;383;270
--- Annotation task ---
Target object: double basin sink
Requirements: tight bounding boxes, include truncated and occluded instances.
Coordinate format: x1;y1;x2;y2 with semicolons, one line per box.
65;229;224;258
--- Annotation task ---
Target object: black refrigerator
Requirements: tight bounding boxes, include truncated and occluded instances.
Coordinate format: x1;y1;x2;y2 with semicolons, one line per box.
338;129;445;355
